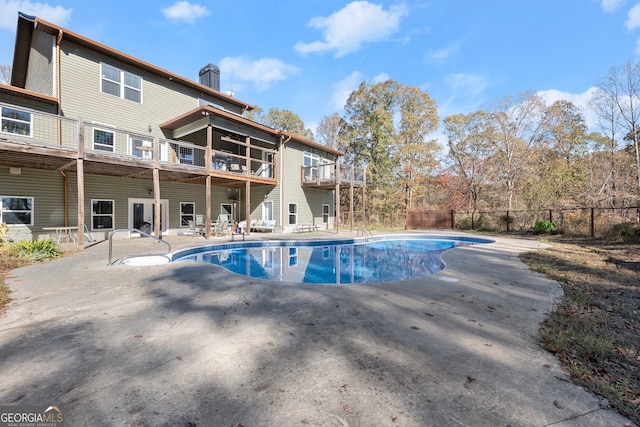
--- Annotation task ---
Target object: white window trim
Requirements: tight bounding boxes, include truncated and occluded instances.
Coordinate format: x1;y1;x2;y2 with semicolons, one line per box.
100;63;143;104
92;126;116;152
288;203;298;225
91;199;115;231
180;202;195;227
322;204;330;224
262;200;273;221
1;106;33;137
0;196;34;226
129;134;153;159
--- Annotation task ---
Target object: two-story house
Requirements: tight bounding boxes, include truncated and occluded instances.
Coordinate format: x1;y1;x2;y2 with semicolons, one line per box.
0;12;365;244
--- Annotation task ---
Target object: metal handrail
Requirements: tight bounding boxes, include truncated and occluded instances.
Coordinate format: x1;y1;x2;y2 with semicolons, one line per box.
357;228;373;239
107;228;171;266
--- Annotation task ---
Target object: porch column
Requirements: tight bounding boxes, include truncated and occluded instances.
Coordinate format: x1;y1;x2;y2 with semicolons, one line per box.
153;136;161;238
205;125;212;238
335;159;340;234
245;180;251;235
363;168;367;226
76;118;85;246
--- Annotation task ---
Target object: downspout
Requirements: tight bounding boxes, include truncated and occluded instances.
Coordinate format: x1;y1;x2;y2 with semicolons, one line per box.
55;29;62;114
60;171;68;227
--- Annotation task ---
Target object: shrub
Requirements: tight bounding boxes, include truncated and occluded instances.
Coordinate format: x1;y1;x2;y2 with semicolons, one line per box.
533;220;557;234
10;239;61;262
0;223;9;245
610;222;640;238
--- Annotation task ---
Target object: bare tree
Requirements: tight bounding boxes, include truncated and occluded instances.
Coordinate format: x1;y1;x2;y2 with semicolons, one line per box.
485;91;548;211
597;61;640;207
316;113;345;149
0;65;11;84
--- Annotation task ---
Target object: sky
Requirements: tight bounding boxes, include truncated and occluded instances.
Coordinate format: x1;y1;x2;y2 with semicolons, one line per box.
1;0;640;140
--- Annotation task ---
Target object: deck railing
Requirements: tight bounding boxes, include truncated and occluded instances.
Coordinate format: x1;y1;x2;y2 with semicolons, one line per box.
1;102;78;150
301;163;365;187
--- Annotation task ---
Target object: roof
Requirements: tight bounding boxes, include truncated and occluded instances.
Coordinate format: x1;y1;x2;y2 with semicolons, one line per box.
160;105;346;156
0;83;58;104
10;12;255;112
281;132;345;157
9;12;345;157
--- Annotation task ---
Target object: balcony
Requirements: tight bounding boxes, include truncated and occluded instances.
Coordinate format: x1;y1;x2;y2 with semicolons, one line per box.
301;163;365;189
0;102;276;186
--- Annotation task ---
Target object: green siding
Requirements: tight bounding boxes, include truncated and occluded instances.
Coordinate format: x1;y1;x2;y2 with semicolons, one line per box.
281;141;334;230
25;30;55;96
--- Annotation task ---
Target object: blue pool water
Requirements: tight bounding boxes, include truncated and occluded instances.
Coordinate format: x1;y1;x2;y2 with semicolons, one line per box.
172;235;492;285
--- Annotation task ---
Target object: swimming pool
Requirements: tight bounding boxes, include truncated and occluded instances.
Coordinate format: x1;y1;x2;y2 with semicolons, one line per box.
171;235;493;284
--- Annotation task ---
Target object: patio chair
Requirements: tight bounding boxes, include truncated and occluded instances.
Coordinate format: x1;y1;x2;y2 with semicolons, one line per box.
178;220;203;236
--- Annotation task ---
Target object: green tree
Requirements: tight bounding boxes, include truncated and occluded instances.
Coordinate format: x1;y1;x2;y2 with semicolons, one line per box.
245;106;314;140
443;111;492;217
264;107;314;140
341;80;439;213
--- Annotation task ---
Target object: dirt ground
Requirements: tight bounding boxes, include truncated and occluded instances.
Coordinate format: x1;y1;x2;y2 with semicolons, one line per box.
520;235;640;425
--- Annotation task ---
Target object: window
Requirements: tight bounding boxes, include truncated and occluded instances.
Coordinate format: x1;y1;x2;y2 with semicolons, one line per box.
288;247;298;267
93;128;115;152
92;200;114;230
322;204;330;224
288;203;297;225
101;63;142;103
303;152;319;181
262;152;274;178
262;201;273;221
180;202;195;227
178;146;194;165
130;135;153;160
1;107;32;136
1;196;33;225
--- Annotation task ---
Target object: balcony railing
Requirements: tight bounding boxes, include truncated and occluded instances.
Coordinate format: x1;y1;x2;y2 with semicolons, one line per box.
301;163;365;187
1;102;77;150
1;102;276;179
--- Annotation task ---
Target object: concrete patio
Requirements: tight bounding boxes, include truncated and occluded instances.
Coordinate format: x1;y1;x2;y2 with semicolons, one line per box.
0;231;635;426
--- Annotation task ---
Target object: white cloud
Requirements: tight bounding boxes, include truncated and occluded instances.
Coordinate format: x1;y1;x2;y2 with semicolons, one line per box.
332;71;365;110
438;73;490;117
601;0;626;13
0;0;72;31
372;72;390;83
161;1;209;25
219;56;300;91
427;42;460;63
536;87;599;130
445;73;489;99
294;1;408;58
625;3;640;30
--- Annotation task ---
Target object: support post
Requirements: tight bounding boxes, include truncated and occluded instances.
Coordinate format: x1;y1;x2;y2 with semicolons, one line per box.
153;136;161;238
205;125;212;238
76;118;85;246
245;180;251;235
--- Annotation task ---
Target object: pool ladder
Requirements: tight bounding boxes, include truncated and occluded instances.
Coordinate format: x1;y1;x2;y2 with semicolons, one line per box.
357;228;374;240
107;228;172;265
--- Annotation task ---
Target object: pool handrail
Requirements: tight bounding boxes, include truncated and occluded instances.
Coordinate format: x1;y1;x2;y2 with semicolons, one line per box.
107;228;172;266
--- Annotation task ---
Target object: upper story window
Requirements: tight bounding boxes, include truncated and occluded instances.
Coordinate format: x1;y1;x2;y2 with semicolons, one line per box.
303;152;319;181
101;63;142;103
1;107;32;137
93;127;115;152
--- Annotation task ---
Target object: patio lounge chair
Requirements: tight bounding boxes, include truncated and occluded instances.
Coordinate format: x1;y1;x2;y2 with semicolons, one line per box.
253;219;276;232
